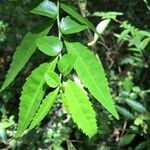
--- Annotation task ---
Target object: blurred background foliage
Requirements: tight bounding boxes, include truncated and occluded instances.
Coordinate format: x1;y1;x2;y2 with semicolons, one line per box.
0;0;150;149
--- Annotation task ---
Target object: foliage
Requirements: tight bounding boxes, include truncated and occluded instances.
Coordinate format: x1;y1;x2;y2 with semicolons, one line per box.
63;80;97;137
1;0;119;139
0;23;52;92
0;0;150;149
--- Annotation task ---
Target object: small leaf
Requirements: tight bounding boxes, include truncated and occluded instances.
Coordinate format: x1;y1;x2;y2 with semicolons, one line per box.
31;0;57;18
45;71;60;88
125;99;147;113
60;3;96;33
63;80;97;137
116;105;134;119
120;56;135;65
58;53;77;76
29;88;59;130
36;36;63;56
15;59;57;138
139;38;150;50
93;11;123;20
60;16;87;34
139;30;150;37
134;117;143;126
0;22;52;92
118;134;135;147
128;34;143;48
123;77;134;92
65;41;119;119
139;113;150;121
132;86;141;93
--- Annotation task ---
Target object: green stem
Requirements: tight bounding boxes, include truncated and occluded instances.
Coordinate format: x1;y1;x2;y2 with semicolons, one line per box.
57;0;63;84
57;0;61;40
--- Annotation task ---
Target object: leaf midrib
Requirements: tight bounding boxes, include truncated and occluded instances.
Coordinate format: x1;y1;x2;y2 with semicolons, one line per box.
73;51;107;101
1;34;37;91
18;63;54;134
30;91;57;129
67;84;93;133
18;78;45;133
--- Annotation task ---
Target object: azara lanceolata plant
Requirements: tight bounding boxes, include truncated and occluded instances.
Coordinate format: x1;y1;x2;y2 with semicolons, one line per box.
0;0;119;138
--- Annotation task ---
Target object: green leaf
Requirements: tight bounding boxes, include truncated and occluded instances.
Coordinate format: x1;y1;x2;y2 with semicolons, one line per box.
132;86;141;93
0;23;52;92
116;105;134;119
93;11;123;20
31;0;57;18
139;38;150;50
118;134;135;147
125;99;147;113
60;3;96;33
123;77;134;92
36;36;63;56
45;71;60;88
139;30;150;37
15;59;57;138
63;80;97;137
60;16;87;34
128;34;143;47
134;117;143;126
65;41;119;119
29;88;59;130
58;53;77;76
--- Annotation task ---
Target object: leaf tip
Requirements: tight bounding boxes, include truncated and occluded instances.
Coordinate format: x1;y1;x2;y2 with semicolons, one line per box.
115;111;120;120
0;83;7;92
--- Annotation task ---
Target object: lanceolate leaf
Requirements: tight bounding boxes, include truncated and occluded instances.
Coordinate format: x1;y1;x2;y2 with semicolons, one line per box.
125;99;147;113
118;134;135;147
31;0;57;18
0;23;53;92
63;80;97;138
116;105;134;119
36;36;63;56
58;53;77;76
29;88;59;130
60;16;87;34
15;59;57;138
65;41;119;119
139;38;150;50
60;3;96;33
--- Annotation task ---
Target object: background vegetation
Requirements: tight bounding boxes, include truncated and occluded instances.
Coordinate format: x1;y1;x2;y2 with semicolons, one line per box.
0;0;150;149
